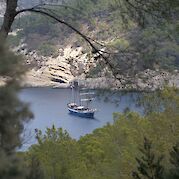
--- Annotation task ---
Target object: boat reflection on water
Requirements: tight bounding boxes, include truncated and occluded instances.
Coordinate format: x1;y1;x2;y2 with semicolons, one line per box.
67;81;97;118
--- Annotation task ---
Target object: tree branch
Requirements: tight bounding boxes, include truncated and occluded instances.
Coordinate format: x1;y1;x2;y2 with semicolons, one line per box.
15;6;122;80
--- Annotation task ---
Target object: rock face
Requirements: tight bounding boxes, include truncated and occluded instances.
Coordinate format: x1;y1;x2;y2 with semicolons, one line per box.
4;42;179;91
17;44;95;88
78;69;179;91
134;69;170;91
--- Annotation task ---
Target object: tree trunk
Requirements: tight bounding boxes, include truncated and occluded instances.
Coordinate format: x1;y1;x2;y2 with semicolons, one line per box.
0;0;18;46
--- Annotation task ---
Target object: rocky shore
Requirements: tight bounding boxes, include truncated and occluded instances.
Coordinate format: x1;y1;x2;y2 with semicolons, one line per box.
78;70;179;91
1;65;179;92
20;69;179;91
1;44;178;91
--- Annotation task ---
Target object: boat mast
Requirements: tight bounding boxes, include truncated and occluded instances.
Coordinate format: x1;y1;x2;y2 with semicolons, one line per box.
73;81;79;105
70;82;76;103
80;91;95;108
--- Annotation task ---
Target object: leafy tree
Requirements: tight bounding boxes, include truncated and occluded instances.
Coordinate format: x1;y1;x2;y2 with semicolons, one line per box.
28;125;89;179
168;143;179;179
132;137;164;179
138;86;179;115
37;43;58;57
25;154;44;179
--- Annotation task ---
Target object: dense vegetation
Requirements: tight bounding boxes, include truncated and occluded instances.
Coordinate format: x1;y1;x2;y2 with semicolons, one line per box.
8;0;179;73
0;48;33;179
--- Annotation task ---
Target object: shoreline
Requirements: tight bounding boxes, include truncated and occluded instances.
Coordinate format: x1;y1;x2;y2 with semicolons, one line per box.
19;81;166;93
1;69;179;92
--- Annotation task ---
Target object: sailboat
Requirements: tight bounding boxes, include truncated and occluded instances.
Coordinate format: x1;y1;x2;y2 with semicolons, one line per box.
67;81;96;118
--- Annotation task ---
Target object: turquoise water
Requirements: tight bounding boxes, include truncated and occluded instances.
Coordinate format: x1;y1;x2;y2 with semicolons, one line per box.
19;88;142;148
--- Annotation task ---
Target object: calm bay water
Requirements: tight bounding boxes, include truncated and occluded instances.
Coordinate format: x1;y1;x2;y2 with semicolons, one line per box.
19;87;142;148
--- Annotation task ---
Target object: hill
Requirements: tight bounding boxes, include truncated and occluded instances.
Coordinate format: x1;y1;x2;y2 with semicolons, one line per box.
5;0;179;90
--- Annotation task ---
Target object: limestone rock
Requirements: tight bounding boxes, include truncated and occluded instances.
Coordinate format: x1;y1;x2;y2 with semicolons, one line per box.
16;45;95;88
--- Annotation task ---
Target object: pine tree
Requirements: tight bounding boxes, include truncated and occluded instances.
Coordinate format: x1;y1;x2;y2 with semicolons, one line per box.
26;155;44;179
0;47;33;178
169;143;179;179
132;137;164;179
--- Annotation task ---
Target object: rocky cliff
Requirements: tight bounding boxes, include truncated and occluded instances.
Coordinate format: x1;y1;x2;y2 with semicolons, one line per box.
13;41;179;91
1;1;178;91
78;70;179;91
15;43;95;88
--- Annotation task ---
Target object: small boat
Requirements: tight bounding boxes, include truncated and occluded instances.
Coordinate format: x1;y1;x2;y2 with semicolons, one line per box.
67;81;96;118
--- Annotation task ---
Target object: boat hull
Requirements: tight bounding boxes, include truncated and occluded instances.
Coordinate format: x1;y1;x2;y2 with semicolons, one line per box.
68;108;94;118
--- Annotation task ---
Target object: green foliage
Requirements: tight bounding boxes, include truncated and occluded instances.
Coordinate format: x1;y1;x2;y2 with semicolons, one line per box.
0;48;33;151
0;47;33;178
28;125;88;179
138;86;179;115
13;14;52;36
132;137;164;179
87;61;105;77
37;43;58;57
8;0;178;75
25;154;44;179
168;143;179;179
133;23;179;70
108;38;129;50
0;151;27;179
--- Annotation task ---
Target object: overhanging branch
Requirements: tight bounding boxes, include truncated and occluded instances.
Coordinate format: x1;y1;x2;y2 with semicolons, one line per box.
15;6;121;80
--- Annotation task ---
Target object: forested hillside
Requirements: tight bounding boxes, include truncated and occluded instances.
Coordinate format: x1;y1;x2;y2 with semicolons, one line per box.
8;0;179;83
2;0;179;91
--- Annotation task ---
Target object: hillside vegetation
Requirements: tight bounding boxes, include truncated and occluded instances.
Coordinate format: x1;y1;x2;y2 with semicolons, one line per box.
9;0;179;75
